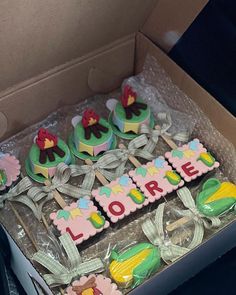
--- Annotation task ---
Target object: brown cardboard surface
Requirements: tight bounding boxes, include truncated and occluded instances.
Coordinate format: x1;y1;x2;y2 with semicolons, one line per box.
0;0;156;92
135;33;236;147
142;0;208;52
0;35;135;140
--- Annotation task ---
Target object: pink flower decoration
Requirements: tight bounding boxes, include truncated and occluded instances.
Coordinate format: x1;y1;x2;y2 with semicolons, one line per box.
0;153;21;191
65;274;122;295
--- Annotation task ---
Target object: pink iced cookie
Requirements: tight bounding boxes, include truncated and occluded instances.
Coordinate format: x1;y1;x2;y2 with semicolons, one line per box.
65;274;122;295
92;174;149;223
129;156;184;202
50;197;109;245
165;139;220;182
0;153;21;191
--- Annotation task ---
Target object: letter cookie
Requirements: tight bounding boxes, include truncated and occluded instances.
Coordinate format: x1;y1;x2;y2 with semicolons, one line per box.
165;139;220;182
129;156;184;202
50;197;109;245
92;175;149;223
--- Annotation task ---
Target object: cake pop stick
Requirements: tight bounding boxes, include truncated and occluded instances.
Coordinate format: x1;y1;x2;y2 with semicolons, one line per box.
28;163;90;221
70;153;120;191
166;185;222;233
84;159;109;186
155;125;178;150
8;202;38;251
44;179;67;208
0;181;39;250
105;134;154;177
49;162;111;245
118;143;142;168
140;112;189;154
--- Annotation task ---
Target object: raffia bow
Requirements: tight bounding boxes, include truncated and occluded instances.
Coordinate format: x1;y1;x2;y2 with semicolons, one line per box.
105;134;154;176
173;187;221;249
139;124;162;153
27;163;90;216
140;113;189;153
142;203;190;263
33;233;104;286
0;177;42;220
70;153;120;191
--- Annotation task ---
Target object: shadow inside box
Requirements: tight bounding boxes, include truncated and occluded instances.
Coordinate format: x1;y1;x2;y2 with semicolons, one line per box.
170;245;236;295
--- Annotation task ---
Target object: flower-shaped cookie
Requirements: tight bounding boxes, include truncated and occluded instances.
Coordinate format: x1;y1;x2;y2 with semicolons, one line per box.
0;153;21;191
65;275;122;295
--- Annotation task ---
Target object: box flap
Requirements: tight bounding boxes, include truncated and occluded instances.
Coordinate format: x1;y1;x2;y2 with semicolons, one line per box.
0;0;156;93
142;0;208;52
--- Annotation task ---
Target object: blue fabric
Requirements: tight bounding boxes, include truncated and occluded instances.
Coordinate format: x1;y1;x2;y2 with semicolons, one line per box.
0;226;26;295
169;0;236;115
171;246;236;295
169;2;236;293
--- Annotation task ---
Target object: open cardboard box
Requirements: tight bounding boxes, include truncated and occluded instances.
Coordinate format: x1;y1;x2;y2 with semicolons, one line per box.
0;1;235;294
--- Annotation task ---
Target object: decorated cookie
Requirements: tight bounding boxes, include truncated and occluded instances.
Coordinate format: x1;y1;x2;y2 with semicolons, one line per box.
107;85;154;139
196;178;236;216
25;128;73;183
50;197;109;245
129;156;184;203
0;153;21;191
92;175;149;223
66;275;122;295
109;243;160;288
165;139;220;182
69;109;116;161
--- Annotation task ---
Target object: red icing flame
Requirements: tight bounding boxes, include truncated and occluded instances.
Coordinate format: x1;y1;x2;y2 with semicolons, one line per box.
82;109;100;128
120;85;137;107
36;128;58;150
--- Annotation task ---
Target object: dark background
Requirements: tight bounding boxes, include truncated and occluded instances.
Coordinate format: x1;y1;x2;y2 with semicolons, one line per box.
170;1;236;293
170;0;236;116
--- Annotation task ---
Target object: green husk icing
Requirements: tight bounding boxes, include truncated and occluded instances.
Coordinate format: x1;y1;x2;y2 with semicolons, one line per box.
196;178;236;216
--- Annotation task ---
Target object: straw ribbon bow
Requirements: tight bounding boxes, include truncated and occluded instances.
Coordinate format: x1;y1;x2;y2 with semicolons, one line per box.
70;154;120;191
106;134;154;176
142;113;189;151
142;203;189;263
0;177;43;219
28;163;90;213
139;124;163;153
174;187;221;249
33;233;104;286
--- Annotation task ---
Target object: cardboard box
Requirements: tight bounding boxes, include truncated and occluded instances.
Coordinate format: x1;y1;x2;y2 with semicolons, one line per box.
0;1;235;294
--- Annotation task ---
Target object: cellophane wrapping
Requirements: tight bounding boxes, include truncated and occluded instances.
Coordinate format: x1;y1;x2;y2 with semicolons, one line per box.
0;55;235;295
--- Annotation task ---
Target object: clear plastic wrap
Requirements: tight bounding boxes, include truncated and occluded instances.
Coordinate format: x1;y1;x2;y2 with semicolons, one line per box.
0;55;235;295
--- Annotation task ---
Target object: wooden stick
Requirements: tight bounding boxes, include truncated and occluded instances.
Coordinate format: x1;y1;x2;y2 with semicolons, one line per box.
41;214;50;233
166;216;191;232
118;143;142;168
8;202;39;251
155;125;188;231
85;159;109;186
44;180;67;209
155;125;178;150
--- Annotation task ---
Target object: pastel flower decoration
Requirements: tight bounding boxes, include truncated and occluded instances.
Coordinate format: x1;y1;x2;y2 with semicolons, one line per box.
0;153;21;191
66;275;122;295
